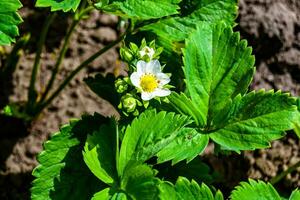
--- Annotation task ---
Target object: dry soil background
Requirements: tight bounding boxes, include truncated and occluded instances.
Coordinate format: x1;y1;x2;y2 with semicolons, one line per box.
0;0;299;199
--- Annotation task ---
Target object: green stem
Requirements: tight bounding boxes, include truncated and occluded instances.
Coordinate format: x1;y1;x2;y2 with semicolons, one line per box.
36;30;127;114
116;121;120;177
27;13;56;107
39;7;93;103
270;160;300;185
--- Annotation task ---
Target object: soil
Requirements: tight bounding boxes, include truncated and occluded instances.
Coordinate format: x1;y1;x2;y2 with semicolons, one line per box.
0;0;299;199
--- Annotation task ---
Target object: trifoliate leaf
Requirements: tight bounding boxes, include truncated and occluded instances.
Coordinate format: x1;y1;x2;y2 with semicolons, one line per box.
31;114;108;200
0;0;23;45
230;179;281;200
183;22;255;126
156;128;208;165
118;110;191;175
84;74;119;108
83;120;117;185
210;90;298;151
35;0;81;12
159;177;223;200
121;163;159;200
95;0;181;20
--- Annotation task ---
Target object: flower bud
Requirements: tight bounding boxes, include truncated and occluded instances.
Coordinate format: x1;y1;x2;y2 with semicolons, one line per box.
115;78;128;94
121;94;137;113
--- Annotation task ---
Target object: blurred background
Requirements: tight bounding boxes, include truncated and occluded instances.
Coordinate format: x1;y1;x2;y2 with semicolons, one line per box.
0;0;299;199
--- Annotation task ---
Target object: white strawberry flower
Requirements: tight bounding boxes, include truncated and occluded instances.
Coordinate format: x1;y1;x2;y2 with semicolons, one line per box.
130;60;171;101
139;46;155;60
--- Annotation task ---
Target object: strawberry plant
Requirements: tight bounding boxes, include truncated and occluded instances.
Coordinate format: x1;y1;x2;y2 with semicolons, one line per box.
0;0;300;199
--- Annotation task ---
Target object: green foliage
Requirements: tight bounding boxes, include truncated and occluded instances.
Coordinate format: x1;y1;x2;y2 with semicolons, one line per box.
31;114;108;200
84;74;119;107
35;0;81;12
0;0;23;45
289;190;300;200
95;0;181;20
210;90;297;151
230;179;282;200
159;177;223;200
118;110;192;175
183;22;255;126
83;120;117;185
141;0;238;55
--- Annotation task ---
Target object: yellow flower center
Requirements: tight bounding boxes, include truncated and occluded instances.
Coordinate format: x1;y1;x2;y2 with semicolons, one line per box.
140;74;158;92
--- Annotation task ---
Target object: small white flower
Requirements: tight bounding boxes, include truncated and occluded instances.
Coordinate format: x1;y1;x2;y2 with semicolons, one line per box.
139;46;155;60
130;60;171;101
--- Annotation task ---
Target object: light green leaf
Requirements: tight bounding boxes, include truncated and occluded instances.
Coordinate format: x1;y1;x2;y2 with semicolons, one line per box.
83;120;117;185
96;0;181;20
31;114;108;200
121;163;159;200
156;128;209;165
168;92;204;126
0;0;23;45
92;188;111;200
210;90;298;151
289;189;300;200
230;179;281;200
183;22;255;126
118;110;191;175
35;0;81;12
293;97;300;138
159;177;223;200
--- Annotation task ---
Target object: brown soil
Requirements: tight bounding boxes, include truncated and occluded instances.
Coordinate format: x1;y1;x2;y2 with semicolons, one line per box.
0;0;299;199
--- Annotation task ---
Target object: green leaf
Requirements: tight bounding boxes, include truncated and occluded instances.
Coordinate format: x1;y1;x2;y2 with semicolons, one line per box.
168;92;204;126
293;98;300;138
183;22;255;126
96;0;181;20
35;0;81;12
210;90;298;151
83;120;117;185
84;74;119;107
118;110;191;175
0;0;23;45
141;0;238;55
159;177;223;200
121;163;159;200
91;188;111;200
230;179;281;200
31;114;108;200
289;189;300;200
156;128;208;164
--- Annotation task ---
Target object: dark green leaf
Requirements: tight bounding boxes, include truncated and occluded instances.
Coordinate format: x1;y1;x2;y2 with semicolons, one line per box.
0;0;23;45
35;0;81;12
121;163;159;200
31;114;108;200
230;179;281;200
84;73;119;107
118;110;191;175
210;90;298;151
96;0;181;20
83;120;117;185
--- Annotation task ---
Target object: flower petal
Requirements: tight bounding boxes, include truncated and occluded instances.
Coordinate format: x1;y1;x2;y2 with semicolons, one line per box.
130;72;141;88
141;92;155;101
146;60;161;74
137;60;147;74
153;88;171;97
156;73;170;86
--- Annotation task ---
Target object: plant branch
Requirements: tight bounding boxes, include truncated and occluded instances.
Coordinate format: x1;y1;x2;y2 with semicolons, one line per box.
36;29;128;113
270;160;300;185
39;7;93;103
27;13;56;107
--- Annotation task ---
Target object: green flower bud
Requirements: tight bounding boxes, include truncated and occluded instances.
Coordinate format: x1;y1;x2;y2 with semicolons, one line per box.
120;48;133;62
115;78;128;94
121;94;137;113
